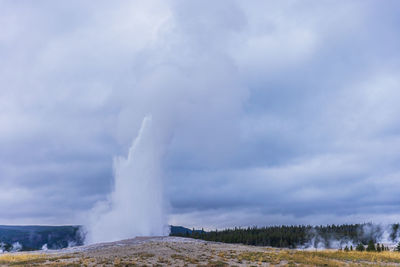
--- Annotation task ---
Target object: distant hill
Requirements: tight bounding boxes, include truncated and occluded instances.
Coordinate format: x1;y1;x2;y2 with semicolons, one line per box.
0;225;84;251
0;225;195;252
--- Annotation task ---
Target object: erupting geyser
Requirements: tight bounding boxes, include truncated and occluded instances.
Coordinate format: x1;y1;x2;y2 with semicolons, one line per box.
86;115;168;244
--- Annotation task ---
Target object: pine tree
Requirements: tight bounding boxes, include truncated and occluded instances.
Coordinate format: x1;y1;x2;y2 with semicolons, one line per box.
344;245;349;252
356;243;365;251
366;240;376;252
396;242;400;252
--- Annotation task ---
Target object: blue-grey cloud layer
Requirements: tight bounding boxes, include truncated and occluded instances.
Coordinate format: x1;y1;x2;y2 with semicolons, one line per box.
1;0;400;227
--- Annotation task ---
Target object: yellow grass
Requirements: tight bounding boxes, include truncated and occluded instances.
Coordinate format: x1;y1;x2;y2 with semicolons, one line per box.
0;253;74;266
0;253;47;262
232;250;400;266
304;250;400;263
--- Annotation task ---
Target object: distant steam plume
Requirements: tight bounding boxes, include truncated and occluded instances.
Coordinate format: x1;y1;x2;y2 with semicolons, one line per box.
86;115;168;244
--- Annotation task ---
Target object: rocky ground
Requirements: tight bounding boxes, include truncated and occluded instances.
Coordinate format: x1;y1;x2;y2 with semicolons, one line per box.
2;237;400;266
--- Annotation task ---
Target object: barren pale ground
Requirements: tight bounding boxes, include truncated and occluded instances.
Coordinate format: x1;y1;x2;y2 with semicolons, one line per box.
2;237;400;266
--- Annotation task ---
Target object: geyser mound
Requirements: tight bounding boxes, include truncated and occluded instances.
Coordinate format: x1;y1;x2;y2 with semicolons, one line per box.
86;115;168;244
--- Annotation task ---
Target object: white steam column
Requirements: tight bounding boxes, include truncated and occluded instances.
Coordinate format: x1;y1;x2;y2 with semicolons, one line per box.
87;115;167;243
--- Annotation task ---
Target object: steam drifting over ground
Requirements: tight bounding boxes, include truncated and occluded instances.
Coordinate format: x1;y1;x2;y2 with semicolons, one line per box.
86;116;168;244
302;223;400;250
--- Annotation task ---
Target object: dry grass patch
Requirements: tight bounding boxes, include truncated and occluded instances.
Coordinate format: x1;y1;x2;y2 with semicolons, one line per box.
0;253;81;267
308;250;400;263
134;252;155;260
171;253;199;264
233;250;400;266
236;251;281;264
0;254;49;265
198;260;228;267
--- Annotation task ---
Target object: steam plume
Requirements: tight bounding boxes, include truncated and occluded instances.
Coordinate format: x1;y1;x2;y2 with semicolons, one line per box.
86;115;167;243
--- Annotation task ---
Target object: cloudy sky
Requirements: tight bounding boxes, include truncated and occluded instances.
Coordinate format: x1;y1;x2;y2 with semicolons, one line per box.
1;0;400;228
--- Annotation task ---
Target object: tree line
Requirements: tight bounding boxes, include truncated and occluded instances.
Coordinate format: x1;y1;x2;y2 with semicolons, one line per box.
171;223;400;250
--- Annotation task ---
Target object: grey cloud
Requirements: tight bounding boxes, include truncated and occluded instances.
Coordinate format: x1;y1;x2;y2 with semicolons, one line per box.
0;0;400;228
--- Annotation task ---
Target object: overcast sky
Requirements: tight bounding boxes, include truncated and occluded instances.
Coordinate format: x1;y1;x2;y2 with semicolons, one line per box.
1;0;400;228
